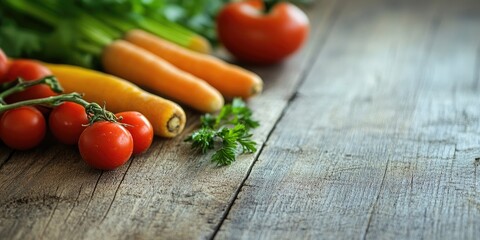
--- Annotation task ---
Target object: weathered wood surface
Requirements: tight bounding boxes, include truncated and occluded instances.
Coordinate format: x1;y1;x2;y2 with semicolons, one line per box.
1;0;480;239
217;0;480;239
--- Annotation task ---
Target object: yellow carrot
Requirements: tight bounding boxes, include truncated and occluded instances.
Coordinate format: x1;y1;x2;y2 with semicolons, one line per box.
124;29;263;99
102;39;224;113
44;63;186;138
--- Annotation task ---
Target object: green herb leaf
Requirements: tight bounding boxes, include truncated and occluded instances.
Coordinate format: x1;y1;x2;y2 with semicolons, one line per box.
185;98;260;166
185;127;216;154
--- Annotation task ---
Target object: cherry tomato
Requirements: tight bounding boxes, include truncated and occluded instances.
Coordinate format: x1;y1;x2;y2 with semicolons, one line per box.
78;121;133;170
3;60;57;103
0;106;46;150
49;102;89;145
216;0;309;64
0;49;8;81
116;111;154;154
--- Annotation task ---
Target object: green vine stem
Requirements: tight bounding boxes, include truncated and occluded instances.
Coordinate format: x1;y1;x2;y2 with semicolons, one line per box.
263;0;279;13
0;76;118;125
0;76;63;100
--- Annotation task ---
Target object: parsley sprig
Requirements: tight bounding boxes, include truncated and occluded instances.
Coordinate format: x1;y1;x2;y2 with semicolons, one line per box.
185;98;260;166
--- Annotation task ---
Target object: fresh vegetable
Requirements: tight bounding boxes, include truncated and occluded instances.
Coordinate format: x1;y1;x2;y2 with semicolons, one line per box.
3;60;51;82
216;0;310;64
102;40;224;113
0;106;46;150
0;77;135;170
185;98;259;166
125;29;263;99
1;1;266;113
160;0;311;44
1;0;212;68
116;111;154;155
79;121;134;170
0;49;8;81
3;60;58;103
160;0;230;44
49;102;89;145
44;63;186;137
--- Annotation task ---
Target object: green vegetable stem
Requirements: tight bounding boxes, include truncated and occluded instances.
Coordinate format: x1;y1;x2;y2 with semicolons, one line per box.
0;0;212;68
0;76;118;124
0;76;63;102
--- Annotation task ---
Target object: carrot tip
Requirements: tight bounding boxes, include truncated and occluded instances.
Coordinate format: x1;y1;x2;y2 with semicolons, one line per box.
167;114;183;134
252;83;263;96
188;36;212;54
210;97;225;113
249;75;263;97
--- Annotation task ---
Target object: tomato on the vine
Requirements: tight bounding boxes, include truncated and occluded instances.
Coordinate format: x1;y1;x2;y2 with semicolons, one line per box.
3;60;57;103
49;102;89;145
216;0;309;64
0;106;46;150
0;49;8;81
116;111;154;155
78;121;133;170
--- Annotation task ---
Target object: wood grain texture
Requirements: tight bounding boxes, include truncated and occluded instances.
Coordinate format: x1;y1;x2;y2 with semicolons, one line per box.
216;0;480;239
0;1;336;239
0;146;12;170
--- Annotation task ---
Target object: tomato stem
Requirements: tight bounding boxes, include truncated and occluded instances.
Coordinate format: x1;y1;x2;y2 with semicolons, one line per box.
0;92;83;112
0;78;118;127
0;76;64;100
264;0;281;13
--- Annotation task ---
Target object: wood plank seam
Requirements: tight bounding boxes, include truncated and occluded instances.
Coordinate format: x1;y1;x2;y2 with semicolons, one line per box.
209;0;346;239
362;156;389;240
41;186;62;237
74;172;103;226
100;158;135;223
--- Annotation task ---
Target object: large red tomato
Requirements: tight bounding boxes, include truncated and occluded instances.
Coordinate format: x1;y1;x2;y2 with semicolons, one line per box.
78;121;133;170
216;0;310;64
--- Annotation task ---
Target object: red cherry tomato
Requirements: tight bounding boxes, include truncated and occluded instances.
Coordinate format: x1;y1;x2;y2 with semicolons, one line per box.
0;49;8;81
217;0;309;64
116;111;154;154
0;106;46;150
49;102;89;145
3;60;57;103
78;121;133;170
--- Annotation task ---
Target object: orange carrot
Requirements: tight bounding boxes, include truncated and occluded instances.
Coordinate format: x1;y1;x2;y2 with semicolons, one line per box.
44;63;186;138
102;40;224;113
124;29;263;99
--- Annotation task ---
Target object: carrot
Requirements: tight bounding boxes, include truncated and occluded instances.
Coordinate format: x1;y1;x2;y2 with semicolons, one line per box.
102;40;224;113
123;29;263;99
187;35;212;54
44;63;186;138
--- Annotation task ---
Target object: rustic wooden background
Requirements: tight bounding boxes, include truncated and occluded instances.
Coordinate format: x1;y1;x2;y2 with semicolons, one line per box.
1;0;480;239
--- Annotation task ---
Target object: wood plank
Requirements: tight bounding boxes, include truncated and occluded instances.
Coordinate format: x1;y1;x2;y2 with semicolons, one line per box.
363;1;480;238
216;0;480;239
0;146;12;169
0;1;337;239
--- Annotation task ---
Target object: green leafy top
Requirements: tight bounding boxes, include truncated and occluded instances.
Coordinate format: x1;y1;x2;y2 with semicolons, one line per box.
0;0;227;68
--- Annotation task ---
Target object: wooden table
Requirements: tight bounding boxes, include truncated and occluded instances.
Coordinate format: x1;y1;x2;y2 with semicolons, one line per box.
2;0;480;239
